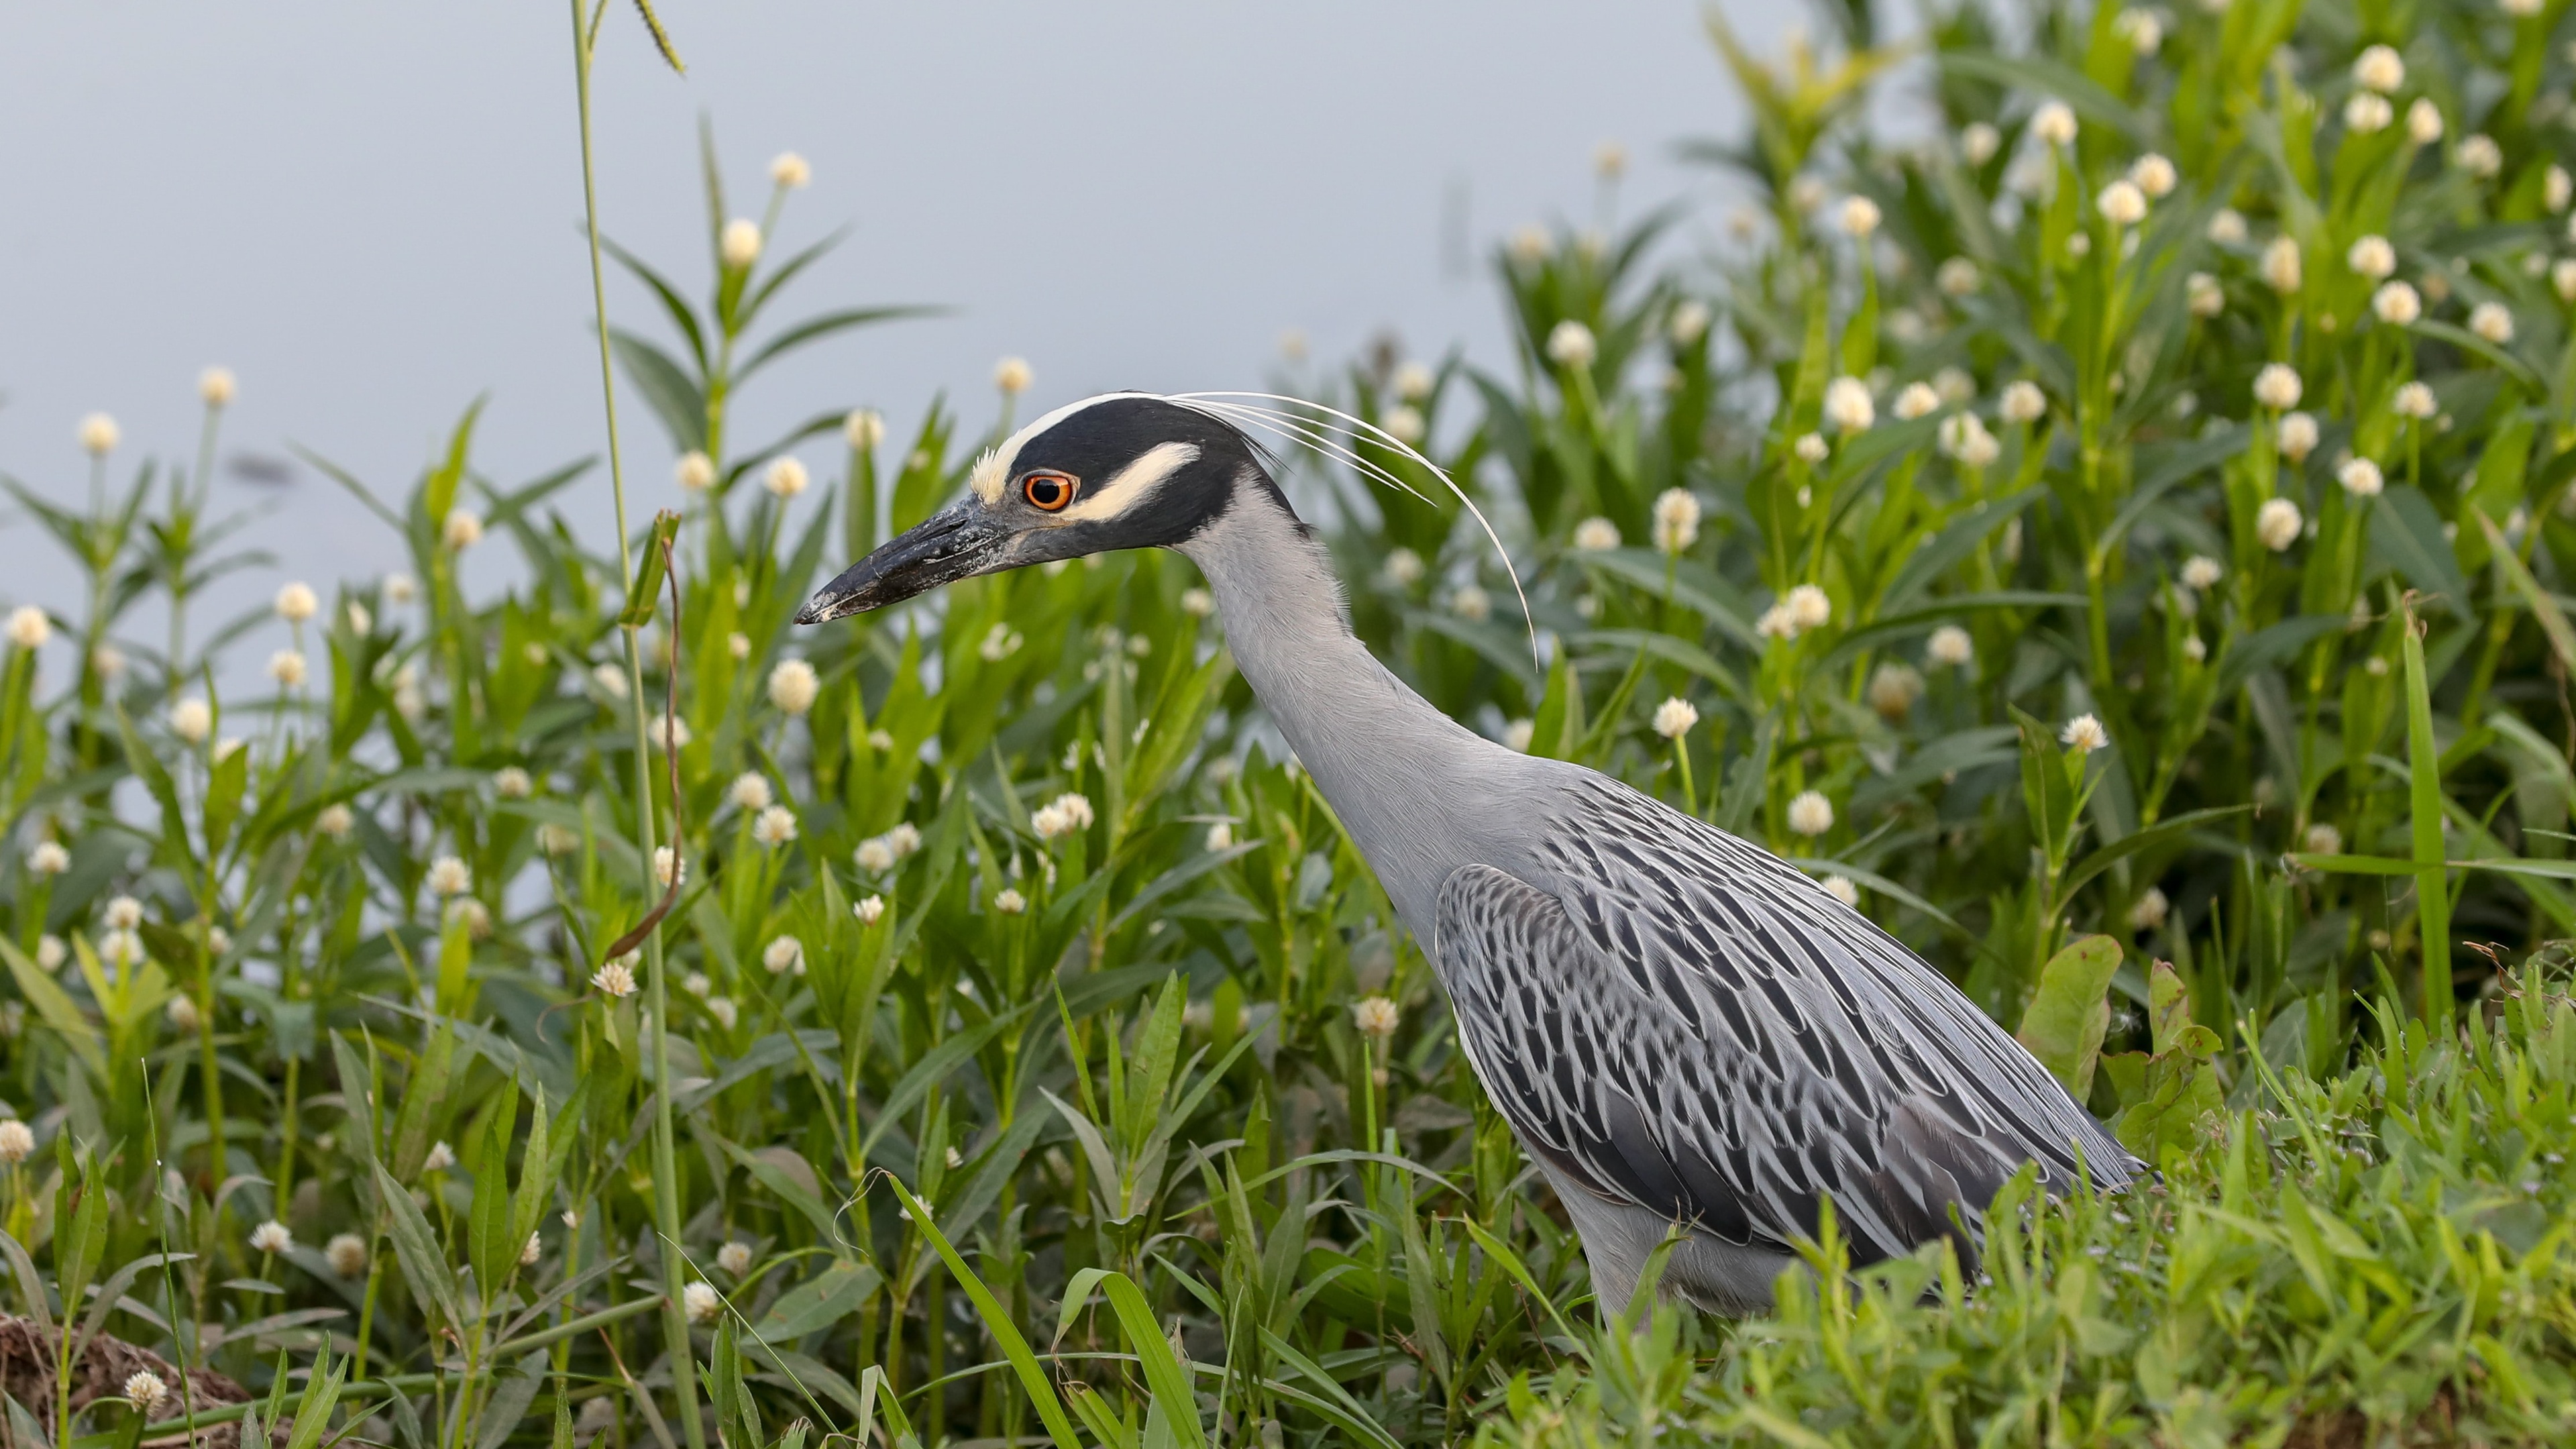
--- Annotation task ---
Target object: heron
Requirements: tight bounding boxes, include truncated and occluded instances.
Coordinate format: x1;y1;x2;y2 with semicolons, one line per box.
798;391;2140;1313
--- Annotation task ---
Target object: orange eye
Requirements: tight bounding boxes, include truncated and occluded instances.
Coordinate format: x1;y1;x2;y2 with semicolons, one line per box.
1022;470;1079;512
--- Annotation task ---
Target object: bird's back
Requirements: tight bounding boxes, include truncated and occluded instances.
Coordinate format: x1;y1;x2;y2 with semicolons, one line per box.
1431;759;2138;1311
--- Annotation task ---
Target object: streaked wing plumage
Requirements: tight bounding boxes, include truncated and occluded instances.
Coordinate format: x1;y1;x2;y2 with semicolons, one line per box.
1435;777;2137;1267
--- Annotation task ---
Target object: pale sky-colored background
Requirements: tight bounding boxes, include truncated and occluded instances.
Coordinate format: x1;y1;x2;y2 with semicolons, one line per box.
1;2;1813;673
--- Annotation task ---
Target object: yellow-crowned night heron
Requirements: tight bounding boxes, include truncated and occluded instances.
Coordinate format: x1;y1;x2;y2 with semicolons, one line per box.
799;392;2139;1313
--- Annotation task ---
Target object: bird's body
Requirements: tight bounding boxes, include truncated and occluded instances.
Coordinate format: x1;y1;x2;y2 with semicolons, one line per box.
802;392;2141;1313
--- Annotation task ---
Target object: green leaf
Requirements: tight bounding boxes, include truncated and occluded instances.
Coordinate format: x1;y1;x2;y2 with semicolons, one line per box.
2016;934;2121;1098
619;511;684;628
880;1176;1081;1449
2402;604;2450;1027
2370;487;2471;612
608;331;708;453
752;1260;880;1343
372;1161;463;1334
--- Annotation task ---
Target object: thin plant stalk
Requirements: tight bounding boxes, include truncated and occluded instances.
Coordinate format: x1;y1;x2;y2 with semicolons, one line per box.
566;3;704;1446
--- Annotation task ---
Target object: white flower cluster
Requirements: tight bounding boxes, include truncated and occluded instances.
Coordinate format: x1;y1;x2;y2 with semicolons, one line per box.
1032;792;1095;842
1756;584;1833;641
855;821;923;873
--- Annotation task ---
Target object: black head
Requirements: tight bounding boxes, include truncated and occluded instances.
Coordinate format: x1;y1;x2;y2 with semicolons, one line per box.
796;393;1275;623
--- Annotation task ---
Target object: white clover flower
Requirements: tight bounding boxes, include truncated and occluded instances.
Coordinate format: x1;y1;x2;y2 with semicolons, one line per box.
652;847;684;888
99;928;143;967
1507;224;1551;266
2338;457;2385;497
317;803;356;841
2458;135;2503;178
1381;405;1426;445
2256;496;2304;551
854;894;887;926
751;806;798;848
1837;195;1882;237
2096;179;2148;226
1824;375;1874;432
2279;411;2320;463
427;855;471;897
1867;662;1924;718
1503;718;1537;753
886;822;922;859
492;766;533;800
2302;821;2347;857
2129;154;2180;200
1352;996;1401;1039
649;716;690;753
537;822;579;855
29;937;58;971
385;572;419;604
1652;697;1699;740
443;508;484;551
2186;271;2224;318
1793;433;1830;464
683;1281;722;1323
170;697;212;744
1572;517;1621;551
867;728;894;752
0;1120;34;1164
273;582;319;624
214;737;244;765
124;1371;168;1415
325;1233;368;1277
2504;0;2544;14
2394;381;2438;419
2117;8;2162;53
1822;875;1861;907
993;888;1027;915
840;409;889;455
2470;301;2515;343
716;1240;754;1277
166;995;200;1032
2406;98;2445;144
345;600;373;637
1926;624;1975;667
1939;415;2000;468
728;773;773;812
763;456;809;498
762;936;804;975
1169;586;1214;621
2353;44;2405;93
855;837;896;873
1776;584;1827;635
767;659;819;715
706;997;737;1031
5;605;48;651
2373;280;2422;325
1892;382;1941;420
1962;122;2001;165
1936;257;1980;297
1451;584;1492;622
79;413;119;456
720;219;763;270
250;1220;292;1254
1652;488;1703;553
992;356;1033;395
421;1139;458;1173
675;451;716;492
2253;363;2304;411
105;894;144;930
2182;634;2207;662
2261;235;2303;293
590;960;637;999
977;623;1024;661
1382;547;1426;587
2347;235;2396;280
27;841;68;877
2000;380;2049;424
2344;93;2394;133
2031;101;2078;147
2555;258;2576;302
1544;320;1597;368
2127;886;2169;931
2181;555;2224;590
199;366;237;407
1205;820;1235;851
2548;166;2573;213
769;151;812;189
2208;208;2249;245
1668;299;1712;345
2060;714;2110;754
1786;790;1835;837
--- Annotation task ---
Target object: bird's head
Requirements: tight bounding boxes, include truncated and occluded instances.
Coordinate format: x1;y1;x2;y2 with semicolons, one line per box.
795;393;1273;624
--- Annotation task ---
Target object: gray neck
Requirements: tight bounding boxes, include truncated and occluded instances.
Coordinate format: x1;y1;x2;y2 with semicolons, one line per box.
1175;490;1513;931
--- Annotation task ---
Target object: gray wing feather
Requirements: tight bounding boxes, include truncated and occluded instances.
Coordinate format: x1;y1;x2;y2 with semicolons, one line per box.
1434;778;2137;1267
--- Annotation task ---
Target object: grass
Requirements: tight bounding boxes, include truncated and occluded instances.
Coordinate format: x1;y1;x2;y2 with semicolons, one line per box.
4;0;2576;1444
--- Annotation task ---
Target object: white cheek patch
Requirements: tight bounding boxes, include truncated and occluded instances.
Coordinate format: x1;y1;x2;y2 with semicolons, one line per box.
970;393;1132;504
1059;441;1199;523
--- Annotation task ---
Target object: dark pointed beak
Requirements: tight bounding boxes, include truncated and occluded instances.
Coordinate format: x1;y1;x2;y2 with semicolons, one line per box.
796;504;1014;623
